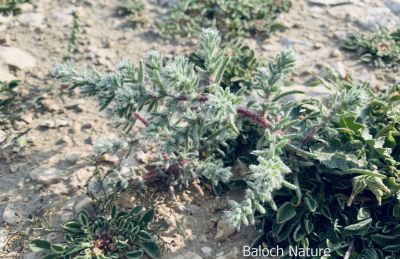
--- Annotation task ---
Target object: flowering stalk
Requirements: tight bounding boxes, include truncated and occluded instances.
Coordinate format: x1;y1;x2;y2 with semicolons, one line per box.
236;107;271;128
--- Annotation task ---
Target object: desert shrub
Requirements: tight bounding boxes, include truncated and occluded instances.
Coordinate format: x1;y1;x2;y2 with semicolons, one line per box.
342;28;400;67
30;205;161;259
156;0;291;40
53;29;400;258
0;0;31;15
116;0;145;26
0;80;20;124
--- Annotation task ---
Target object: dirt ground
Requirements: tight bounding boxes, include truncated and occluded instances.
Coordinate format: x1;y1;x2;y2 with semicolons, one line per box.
0;0;399;258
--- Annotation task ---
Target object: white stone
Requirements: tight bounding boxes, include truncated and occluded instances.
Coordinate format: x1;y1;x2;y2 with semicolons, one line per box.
53;11;74;27
215;218;236;241
69;167;95;188
0;46;36;70
356;7;399;32
385;0;400;14
331;61;347;79
74;196;92;212
3;203;20;225
309;0;352;5
18;12;44;27
0;130;6;144
158;0;178;6
201;247;213;257
29;167;64;184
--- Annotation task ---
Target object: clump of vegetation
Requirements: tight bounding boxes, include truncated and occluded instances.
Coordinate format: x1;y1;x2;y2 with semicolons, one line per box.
157;0;291;40
0;80;20;124
342;28;400;67
53;29;400;258
66;11;81;59
189;40;259;91
116;0;146;26
30;205;161;259
0;0;31;16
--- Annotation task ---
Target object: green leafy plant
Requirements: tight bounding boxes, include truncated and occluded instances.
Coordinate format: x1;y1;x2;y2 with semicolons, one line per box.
30;205;161;259
156;0;291;40
0;80;20;124
342;28;400;67
66;11;81;59
52;29;400;258
189;39;259;91
116;0;145;26
0;0;31;15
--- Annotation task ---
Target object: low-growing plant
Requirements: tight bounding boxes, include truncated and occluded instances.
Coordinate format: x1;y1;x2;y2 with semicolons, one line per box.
156;0;291;40
0;80;20;116
30;205;161;259
53;29;400;258
189;40;259;91
116;0;145;26
66;11;81;59
0;0;31;15
342;28;400;67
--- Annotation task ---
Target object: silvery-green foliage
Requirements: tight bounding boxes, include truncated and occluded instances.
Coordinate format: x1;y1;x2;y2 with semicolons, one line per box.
54;29;400;258
93;138;124;156
225;147;296;229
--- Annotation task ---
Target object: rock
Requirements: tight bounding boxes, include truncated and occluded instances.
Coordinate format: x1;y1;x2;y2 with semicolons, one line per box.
100;154;119;164
201;247;213;257
20;112;34;124
185;204;200;215
136;150;151;164
216;247;239;259
38;119;69;129
41;99;62;112
38;119;56;128
313;42;323;49
18;12;44;27
54;119;69;127
53;11;74;27
69;167;95;188
330;49;342;58
331;61;347;79
0;68;15;82
0;130;6;144
385;0;400;14
174;252;203;259
158;0;178;6
65;154;80;165
57;136;73;146
356;8;399;32
47;182;69;195
29;167;65;184
12;120;26;130
0;15;12;25
74;196;92;212
3;203;20;225
9;164;19;173
215;218;236;241
334;31;348;41
0;46;36;70
308;0;352;5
